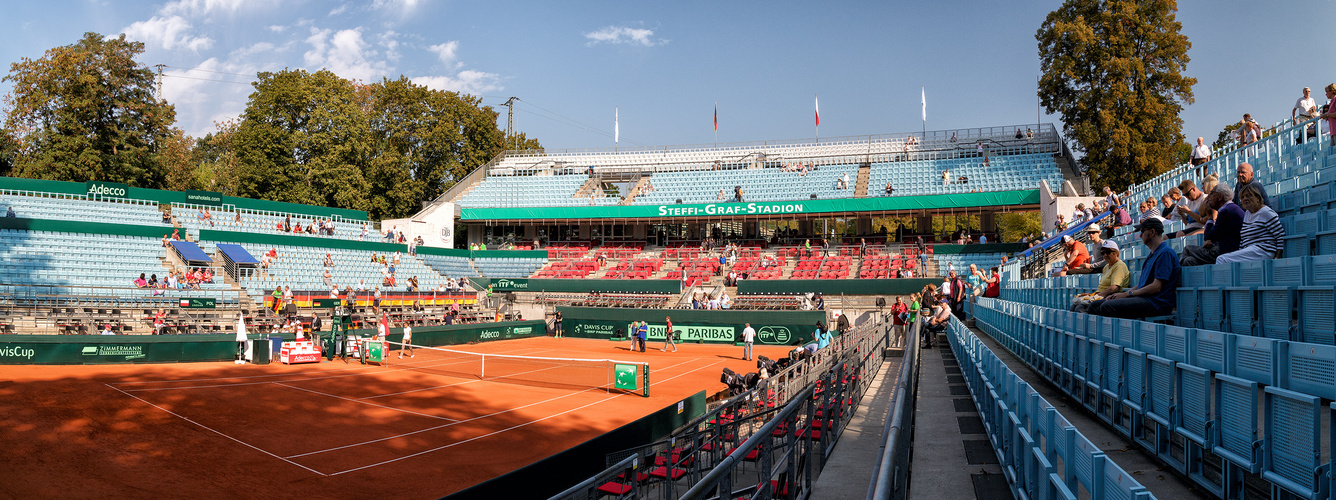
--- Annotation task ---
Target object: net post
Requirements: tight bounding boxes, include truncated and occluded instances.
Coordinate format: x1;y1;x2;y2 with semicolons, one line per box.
641;363;650;398
480;353;486;379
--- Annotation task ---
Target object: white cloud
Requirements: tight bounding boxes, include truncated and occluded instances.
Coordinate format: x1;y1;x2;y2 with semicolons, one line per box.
379;31;402;61
229;41;275;58
122;16;214;51
412;70;502;95
161;0;261;18
372;0;423;14
268;24;286;33
303;27;391;83
427;40;459;67
329;4;349;16
584;26;664;47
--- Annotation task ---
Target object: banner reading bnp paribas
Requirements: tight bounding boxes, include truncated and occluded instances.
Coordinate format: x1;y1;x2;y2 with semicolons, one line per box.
565;320;815;346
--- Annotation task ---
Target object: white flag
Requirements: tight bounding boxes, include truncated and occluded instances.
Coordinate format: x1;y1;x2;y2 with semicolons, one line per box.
615;107;619;144
814;94;820;127
921;87;926;122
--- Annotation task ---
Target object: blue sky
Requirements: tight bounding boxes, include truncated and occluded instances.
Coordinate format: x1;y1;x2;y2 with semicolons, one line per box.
2;0;1333;151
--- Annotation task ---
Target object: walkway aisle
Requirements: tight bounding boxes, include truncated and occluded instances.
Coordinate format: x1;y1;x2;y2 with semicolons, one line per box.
810;357;900;498
907;343;1009;500
969;324;1210;500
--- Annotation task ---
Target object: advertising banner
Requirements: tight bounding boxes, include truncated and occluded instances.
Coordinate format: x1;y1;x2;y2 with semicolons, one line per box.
613;363;640;391
565;319;812;346
0;335;248;364
85;181;130;199
184;190;223;206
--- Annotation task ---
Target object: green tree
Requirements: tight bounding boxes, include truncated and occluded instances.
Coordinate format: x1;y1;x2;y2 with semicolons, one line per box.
2;32;176;187
996;212;1041;243
158;129;198;192
233;69;371;212
1037;0;1196;191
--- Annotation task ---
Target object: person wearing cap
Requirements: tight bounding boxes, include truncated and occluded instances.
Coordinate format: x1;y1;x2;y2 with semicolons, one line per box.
1068;224;1106;275
1057;234;1090;277
1071;240;1131;313
1181;184;1243;267
1089;218;1181;319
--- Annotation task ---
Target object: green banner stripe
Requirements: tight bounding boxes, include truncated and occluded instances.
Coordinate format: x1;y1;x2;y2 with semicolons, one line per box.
460;189;1039;220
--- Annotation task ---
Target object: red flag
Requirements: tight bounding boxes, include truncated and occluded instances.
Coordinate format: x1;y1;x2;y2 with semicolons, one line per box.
380;313;390;339
713;102;717;132
814;94;820;127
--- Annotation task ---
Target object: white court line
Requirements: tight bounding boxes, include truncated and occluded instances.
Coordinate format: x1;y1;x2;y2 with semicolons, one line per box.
110;345;555;387
286;387;601;458
325;394;623;476
120;355;486;392
290;355;713;459
106;384;327;476
273;383;459;422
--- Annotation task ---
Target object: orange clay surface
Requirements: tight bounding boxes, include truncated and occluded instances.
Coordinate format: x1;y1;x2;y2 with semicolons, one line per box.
0;336;798;499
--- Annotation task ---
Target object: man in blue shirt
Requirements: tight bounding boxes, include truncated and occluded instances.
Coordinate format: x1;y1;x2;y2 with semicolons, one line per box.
1090;218;1180;318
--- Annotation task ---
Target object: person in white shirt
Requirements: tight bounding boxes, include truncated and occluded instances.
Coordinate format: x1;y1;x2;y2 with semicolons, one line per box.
101;324;114;335
330;285;339;299
399;324;414;358
1191;137;1211;166
740;323;756;360
1294;87;1318;123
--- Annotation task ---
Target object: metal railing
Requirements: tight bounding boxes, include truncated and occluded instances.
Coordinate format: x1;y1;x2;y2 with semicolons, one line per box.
868;318;921;500
551;313;895;500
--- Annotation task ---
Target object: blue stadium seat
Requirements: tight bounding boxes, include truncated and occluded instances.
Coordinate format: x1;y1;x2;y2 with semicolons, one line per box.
1213;374;1262;473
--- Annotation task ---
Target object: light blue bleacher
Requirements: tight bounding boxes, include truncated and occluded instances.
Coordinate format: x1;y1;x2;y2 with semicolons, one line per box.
419;254;481;279
632;164;861;205
934;252;1009;276
173;205;373;242
203;241;452;295
0;228;240;306
2;195;165;227
459;174;617;208
868;152;1064;197
472;256;546;278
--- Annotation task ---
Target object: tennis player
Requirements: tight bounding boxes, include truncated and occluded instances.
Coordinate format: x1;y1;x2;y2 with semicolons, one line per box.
399;323;414;358
660;316;676;352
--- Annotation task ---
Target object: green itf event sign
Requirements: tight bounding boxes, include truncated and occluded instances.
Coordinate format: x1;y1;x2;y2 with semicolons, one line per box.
178;298;216;309
365;340;385;364
613;363;639;390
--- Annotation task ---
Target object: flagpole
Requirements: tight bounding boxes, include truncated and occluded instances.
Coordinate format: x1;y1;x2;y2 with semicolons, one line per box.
714;101;718;148
815;94;820;144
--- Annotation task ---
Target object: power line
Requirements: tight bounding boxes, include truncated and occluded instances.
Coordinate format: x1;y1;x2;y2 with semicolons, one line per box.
161;65;258;78
160;73;255;86
517;101;647;147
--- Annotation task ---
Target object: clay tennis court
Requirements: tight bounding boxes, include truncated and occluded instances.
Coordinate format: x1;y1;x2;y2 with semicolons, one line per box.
0;337;798;499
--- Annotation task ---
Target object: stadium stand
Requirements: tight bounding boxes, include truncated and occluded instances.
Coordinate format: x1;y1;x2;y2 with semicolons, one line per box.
173;204;374;242
988;115;1335;499
457;173;619;207
867;151;1063;196
631;162;861;205
2;192;165;226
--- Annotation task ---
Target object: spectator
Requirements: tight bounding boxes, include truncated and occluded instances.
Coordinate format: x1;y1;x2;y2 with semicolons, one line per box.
1139;198;1160;222
948;270;967;319
967;264;986;297
922;299;951;347
889;297;910;347
1294;87;1319;124
153;309;166;334
1066;224;1105;275
983;267;1001;298
1232;162;1270;208
1058;235;1089;276
1168;179;1208;238
323;253;334;268
1026;127;1034;139
1071;203;1086;224
1190;136;1211;170
1071;240;1130;313
884;182;894;196
950;132;957;143
322;268;333;288
1323;84;1336;146
1015;128;1024;139
360;224;368;241
1054;214;1067;232
102;324;115;335
1089;218;1180;319
1181;185;1243;267
1103;185;1121;210
942;169;950;186
814;322;832;350
161;211;170;224
134;273;147;288
979;234;987;245
1216;183;1285;264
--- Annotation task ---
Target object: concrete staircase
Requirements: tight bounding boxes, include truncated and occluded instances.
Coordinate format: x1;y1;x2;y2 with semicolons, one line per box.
854;162;871;198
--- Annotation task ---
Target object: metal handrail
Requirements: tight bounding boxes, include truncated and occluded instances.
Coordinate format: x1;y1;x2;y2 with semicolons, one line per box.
867;317;922;500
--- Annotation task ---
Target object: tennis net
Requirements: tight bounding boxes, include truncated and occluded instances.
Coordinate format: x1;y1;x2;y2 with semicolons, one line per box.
383;341;650;397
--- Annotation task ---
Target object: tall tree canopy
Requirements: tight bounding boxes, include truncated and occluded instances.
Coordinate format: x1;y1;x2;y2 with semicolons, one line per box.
233;70;532;220
1037;0;1195;191
2;33;176;187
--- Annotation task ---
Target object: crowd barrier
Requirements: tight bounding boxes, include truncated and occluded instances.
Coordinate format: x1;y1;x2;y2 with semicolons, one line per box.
552;314;894;500
975;297;1332;500
943;312;1156;499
